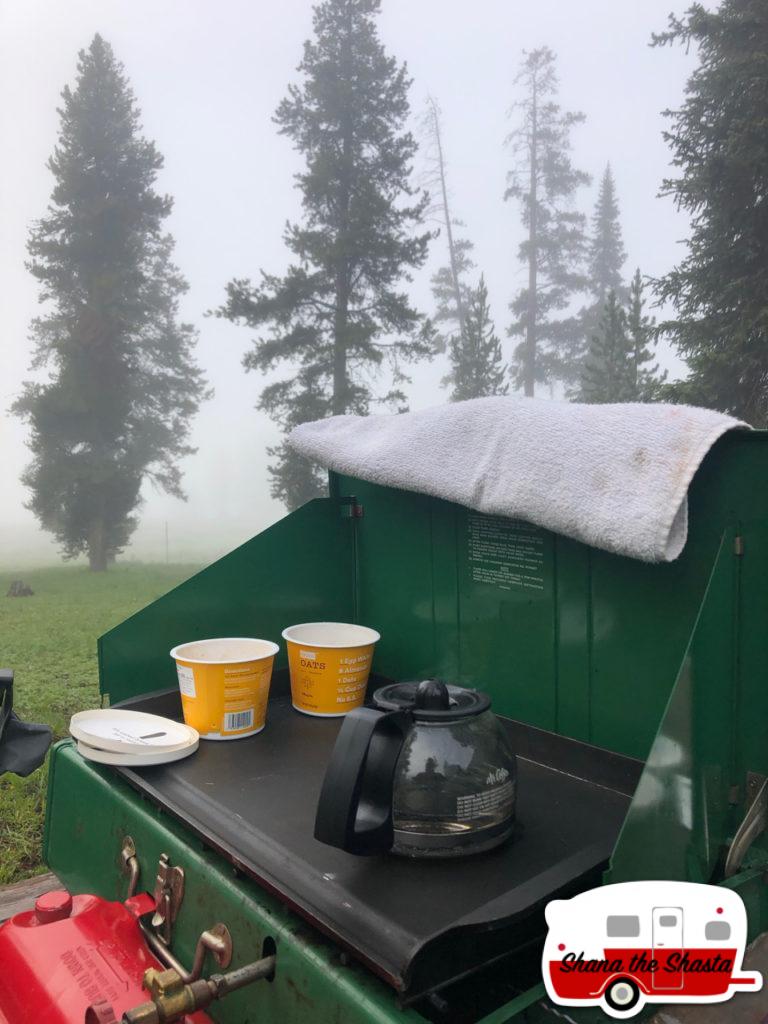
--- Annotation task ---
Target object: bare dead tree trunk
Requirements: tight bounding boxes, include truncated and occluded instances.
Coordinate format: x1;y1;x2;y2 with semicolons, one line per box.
426;96;467;340
333;271;349;415
524;75;538;398
333;9;354;417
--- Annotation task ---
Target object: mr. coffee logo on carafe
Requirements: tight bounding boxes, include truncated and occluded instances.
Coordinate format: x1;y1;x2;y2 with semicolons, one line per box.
457;773;515;821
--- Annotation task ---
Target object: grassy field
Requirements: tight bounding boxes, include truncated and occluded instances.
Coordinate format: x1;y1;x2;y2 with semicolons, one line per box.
0;562;200;884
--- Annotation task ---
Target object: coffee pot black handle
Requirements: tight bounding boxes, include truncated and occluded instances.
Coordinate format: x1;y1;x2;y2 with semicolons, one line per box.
314;707;410;855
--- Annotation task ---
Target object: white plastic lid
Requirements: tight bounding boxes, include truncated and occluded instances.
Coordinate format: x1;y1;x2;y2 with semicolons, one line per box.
70;709;198;755
75;736;199;767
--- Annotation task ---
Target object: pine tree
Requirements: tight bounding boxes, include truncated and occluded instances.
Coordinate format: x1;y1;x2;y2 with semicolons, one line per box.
579;291;631;404
577;164;628;381
580;278;664;404
505;47;590;395
12;36;208;571
626;269;664;401
430;237;475;354
218;0;432;509
652;0;768;424
444;275;507;401
588;164;627;305
421;95;474;352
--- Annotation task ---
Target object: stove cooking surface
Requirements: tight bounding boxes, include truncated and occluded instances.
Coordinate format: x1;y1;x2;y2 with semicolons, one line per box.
114;676;641;1000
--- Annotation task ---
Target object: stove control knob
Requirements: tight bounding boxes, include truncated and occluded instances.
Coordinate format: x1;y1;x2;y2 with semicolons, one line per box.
35;889;73;924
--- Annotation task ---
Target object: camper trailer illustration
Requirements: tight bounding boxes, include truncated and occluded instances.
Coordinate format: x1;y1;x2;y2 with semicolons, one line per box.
543;881;762;1018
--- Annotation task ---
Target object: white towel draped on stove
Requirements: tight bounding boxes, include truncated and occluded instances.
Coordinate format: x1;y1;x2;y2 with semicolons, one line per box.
288;396;746;563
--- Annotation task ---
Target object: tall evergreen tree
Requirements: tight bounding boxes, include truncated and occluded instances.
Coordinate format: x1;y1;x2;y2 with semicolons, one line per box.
421;95;474;352
443;275;507;401
579;275;664;404
430;236;475;354
579;291;632;404
505;47;590;395
652;0;768;424
576;164;628;382
218;0;432;509
13;36;208;571
588;164;627;306
626;269;664;401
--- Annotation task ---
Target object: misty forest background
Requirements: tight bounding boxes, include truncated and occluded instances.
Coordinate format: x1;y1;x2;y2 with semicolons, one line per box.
5;0;767;573
0;0;766;883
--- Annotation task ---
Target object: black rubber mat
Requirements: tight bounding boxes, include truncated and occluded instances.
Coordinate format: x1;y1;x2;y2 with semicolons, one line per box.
114;675;641;1000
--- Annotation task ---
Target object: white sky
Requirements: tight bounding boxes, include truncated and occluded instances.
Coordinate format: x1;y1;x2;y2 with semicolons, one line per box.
0;0;697;566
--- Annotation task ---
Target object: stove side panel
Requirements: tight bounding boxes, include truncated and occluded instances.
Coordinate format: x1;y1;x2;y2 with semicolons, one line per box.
98;496;356;706
337;432;768;763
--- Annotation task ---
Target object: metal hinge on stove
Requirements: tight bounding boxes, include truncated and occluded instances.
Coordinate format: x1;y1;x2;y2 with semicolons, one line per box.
122;840;185;946
151;853;185;946
725;771;768;877
120;837;233;982
340;495;364;519
121;838;186;946
100;837;274;1023
121;836;140;897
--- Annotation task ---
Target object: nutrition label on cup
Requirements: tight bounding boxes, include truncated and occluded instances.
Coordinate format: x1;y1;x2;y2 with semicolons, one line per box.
291;644;373;713
335;653;370;704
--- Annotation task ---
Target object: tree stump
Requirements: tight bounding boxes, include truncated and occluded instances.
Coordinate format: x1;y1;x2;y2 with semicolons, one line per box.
6;581;34;597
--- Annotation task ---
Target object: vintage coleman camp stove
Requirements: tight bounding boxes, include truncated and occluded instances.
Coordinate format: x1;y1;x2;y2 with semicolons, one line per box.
36;434;768;1023
0;841;274;1024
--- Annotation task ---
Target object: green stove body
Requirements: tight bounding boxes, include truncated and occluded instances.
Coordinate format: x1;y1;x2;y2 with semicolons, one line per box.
44;432;768;1022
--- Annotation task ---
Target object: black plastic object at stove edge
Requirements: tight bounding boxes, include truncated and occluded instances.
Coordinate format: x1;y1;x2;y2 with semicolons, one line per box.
0;668;52;778
314;706;410;855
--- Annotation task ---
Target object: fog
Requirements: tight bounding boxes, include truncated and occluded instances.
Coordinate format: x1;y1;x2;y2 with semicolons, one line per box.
0;0;696;567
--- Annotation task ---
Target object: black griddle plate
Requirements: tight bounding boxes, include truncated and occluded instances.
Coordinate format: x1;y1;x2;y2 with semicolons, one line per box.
114;676;641;1001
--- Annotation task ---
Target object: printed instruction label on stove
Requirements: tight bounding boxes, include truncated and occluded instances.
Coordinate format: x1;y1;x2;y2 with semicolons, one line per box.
467;514;546;592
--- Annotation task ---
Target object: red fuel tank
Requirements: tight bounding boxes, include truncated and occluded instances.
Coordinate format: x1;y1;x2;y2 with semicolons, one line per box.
0;890;211;1024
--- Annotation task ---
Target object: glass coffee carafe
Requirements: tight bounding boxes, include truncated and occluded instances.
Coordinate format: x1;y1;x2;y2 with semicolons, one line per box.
314;679;517;857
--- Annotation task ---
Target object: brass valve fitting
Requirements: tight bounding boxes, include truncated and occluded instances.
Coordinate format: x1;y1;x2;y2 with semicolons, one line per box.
122;968;213;1023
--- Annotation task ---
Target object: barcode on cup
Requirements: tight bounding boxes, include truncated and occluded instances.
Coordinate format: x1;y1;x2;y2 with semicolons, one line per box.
224;709;254;732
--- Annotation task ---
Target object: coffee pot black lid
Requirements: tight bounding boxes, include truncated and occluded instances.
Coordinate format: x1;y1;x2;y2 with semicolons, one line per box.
372;679;491;721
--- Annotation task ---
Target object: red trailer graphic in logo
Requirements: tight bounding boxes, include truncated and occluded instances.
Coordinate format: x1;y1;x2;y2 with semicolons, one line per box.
543;881;761;1018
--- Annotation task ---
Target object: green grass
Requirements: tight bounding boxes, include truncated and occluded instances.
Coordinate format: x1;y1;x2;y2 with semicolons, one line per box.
0;562;200;884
